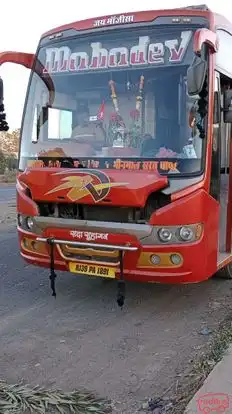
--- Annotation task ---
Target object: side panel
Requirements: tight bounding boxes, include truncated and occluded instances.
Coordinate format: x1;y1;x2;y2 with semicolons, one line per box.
215;30;232;256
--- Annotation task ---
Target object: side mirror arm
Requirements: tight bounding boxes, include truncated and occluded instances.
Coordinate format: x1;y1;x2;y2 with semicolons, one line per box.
193;28;219;56
187;29;218;97
0;51;55;105
0;51;35;69
0;51;55;131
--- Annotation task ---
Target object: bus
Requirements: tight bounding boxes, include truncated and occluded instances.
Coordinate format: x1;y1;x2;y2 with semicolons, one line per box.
1;4;232;307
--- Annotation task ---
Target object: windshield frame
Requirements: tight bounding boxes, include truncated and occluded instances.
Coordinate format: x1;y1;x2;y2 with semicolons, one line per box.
18;24;209;179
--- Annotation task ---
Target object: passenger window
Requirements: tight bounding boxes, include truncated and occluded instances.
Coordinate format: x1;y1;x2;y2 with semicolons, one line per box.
48;108;72;139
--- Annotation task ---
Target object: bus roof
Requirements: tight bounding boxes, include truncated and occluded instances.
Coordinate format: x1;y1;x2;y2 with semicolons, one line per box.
41;6;232;39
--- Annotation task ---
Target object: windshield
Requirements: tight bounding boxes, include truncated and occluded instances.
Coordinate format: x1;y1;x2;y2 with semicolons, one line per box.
19;26;205;175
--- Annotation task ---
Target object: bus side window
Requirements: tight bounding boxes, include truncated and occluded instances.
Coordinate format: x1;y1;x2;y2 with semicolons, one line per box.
210;74;232;202
220;77;232;175
209;72;221;201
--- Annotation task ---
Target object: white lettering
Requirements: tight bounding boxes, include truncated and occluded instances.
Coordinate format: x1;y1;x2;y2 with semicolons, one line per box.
44;31;192;73
130;36;150;65
69;51;89;71
93;19;106;27
107;16;116;25
44;46;71;73
148;42;164;64
165;30;192;62
108;46;129;68
70;230;83;239
124;15;134;23
70;230;109;241
89;42;108;69
94;14;134;27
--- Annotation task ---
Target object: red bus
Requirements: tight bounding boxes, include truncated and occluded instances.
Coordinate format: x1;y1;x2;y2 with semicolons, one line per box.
1;4;232;307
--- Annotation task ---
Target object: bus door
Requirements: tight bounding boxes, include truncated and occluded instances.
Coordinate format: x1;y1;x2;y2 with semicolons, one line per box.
217;74;231;253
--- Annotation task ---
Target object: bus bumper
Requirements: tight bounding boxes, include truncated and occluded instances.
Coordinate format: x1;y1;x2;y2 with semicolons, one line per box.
18;226;217;285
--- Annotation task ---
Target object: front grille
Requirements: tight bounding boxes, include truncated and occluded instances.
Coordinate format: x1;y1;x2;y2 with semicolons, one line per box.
36;191;170;224
58;244;120;265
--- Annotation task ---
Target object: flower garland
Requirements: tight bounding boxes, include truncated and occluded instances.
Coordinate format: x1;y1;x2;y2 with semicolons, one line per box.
109;80;119;113
129;75;144;147
136;75;144;112
108;80;126;145
108;76;145;147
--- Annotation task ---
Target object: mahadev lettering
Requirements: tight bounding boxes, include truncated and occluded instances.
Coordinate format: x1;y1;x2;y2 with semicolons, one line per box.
70;231;109;241
43;31;192;74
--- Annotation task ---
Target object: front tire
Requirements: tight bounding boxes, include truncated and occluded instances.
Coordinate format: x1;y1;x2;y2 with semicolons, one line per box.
215;262;232;279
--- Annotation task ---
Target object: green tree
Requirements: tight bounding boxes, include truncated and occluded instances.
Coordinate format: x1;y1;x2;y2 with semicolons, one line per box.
0;128;20;157
0;150;6;174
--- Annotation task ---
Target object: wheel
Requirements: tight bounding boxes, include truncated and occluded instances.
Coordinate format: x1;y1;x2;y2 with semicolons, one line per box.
215;262;232;279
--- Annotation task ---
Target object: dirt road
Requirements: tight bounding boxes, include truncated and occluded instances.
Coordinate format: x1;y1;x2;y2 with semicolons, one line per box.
0;184;16;204
0;185;16;230
1;193;232;413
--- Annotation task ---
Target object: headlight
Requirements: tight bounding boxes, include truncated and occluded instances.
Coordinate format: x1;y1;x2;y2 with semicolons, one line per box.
158;228;173;242
179;226;194;241
153;223;203;244
26;216;34;230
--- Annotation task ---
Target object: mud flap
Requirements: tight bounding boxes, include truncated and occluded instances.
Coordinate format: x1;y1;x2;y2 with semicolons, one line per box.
47;238;57;297
37;236;138;306
117;250;125;309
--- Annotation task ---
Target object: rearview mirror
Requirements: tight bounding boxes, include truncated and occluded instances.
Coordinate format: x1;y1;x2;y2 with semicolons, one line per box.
223;90;232;123
0;77;9;131
187;57;207;96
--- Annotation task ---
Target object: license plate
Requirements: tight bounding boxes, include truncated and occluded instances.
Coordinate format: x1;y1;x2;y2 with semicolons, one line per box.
69;262;116;278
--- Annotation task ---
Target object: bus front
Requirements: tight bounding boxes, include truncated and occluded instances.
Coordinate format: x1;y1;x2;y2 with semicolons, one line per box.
7;10;218;305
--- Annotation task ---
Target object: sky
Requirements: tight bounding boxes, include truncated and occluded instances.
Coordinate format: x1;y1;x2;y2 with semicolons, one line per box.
0;0;232;131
